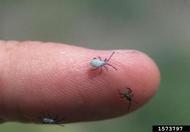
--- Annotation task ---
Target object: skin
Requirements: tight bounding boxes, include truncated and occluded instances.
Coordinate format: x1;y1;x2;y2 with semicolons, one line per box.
0;40;160;124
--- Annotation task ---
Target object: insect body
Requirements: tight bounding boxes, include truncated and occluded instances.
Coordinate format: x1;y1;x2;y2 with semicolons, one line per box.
40;114;64;127
42;117;58;124
90;51;117;74
119;87;135;110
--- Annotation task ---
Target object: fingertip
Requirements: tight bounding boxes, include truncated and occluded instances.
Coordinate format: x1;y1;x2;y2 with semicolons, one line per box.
0;41;160;124
76;49;160;117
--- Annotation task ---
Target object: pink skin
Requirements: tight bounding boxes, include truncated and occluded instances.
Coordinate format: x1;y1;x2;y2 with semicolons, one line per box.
0;41;160;124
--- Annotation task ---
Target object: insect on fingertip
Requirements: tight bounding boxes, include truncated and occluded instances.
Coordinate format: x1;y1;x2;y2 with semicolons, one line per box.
90;51;117;74
119;87;136;110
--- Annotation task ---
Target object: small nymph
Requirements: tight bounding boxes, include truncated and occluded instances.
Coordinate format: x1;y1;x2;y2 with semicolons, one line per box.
90;51;117;74
119;87;136;110
40;113;64;127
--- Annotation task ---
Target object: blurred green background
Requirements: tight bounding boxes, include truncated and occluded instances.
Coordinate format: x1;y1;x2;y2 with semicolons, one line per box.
1;0;190;132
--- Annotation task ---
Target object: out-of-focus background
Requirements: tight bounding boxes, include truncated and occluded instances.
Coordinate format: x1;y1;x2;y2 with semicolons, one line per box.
0;0;190;132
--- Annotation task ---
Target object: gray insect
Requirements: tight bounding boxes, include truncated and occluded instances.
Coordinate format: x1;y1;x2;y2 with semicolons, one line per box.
90;51;117;74
40;113;64;127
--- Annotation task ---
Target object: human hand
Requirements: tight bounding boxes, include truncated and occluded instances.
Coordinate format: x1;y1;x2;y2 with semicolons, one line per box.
0;40;160;125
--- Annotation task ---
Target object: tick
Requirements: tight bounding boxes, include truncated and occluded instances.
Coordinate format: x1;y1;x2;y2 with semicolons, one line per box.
40;113;65;127
90;51;117;74
119;87;135;110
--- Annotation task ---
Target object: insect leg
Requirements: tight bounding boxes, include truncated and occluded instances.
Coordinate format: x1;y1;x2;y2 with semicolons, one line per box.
103;66;108;71
107;51;115;62
106;63;117;70
126;87;132;93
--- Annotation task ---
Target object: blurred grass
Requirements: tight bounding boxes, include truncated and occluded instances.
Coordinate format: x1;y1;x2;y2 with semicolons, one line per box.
0;0;190;132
